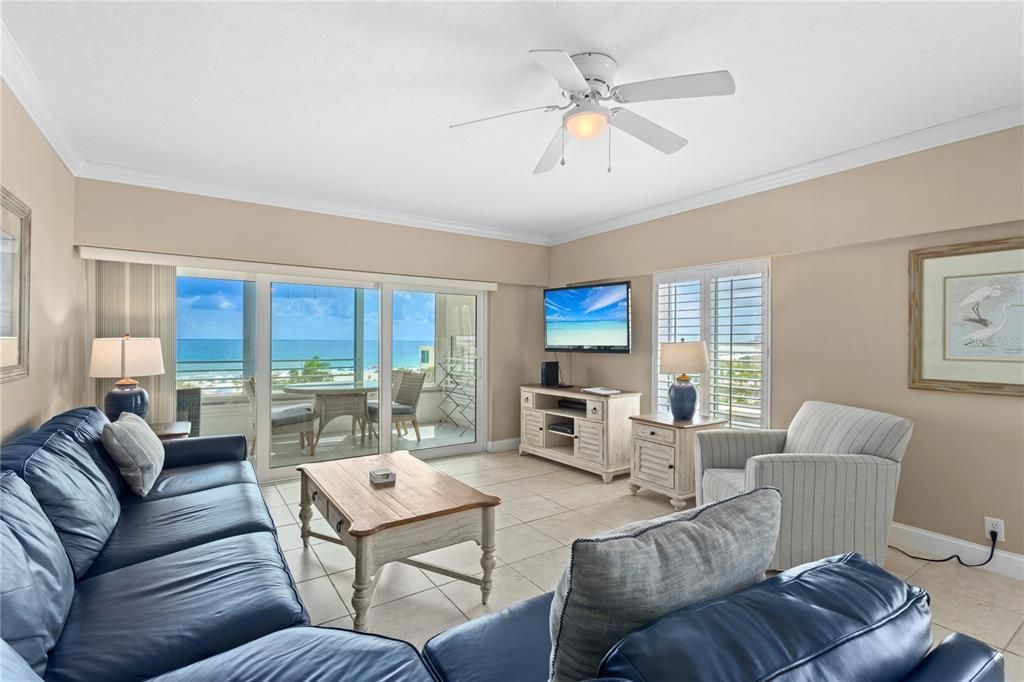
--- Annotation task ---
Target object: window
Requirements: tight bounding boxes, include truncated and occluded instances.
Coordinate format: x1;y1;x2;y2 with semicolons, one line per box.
176;276;256;396
653;260;770;428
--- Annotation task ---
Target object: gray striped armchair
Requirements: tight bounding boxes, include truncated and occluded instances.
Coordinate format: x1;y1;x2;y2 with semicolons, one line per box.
695;401;913;571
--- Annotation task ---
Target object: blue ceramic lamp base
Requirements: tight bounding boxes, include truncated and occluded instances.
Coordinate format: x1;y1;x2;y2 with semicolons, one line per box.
668;377;697;421
103;382;149;422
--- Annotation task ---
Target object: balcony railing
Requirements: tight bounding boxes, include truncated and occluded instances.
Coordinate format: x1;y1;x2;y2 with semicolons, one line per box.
176;357;360;394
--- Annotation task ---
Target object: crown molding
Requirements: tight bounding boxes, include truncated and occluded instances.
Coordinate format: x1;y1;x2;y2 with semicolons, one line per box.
550;102;1024;245
1;20;85;175
3;19;1020;248
75;159;551;245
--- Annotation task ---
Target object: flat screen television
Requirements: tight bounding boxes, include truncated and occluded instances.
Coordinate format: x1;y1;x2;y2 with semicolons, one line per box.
544;281;631;353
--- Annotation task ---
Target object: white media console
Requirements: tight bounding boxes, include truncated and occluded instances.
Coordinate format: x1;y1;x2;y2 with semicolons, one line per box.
518;384;641;483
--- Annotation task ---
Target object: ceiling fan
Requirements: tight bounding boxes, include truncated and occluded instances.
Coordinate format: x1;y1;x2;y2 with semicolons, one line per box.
450;50;735;174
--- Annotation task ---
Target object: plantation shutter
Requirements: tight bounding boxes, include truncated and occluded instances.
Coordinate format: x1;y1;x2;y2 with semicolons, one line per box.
654;278;702;413
653;260;770;428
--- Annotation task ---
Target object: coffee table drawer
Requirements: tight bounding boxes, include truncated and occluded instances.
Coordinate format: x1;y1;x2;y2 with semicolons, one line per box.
309;482;331;520
327;504;351;535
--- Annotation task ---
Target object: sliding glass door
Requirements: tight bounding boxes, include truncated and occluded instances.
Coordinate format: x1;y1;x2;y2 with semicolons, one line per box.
176;268;488;482
387;286;484;457
267;281;380;469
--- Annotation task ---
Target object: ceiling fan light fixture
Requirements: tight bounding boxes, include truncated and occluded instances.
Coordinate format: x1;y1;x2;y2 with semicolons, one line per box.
564;103;610;140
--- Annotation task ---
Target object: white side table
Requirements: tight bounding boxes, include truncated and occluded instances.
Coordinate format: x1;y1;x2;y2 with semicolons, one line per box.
628;413;726;509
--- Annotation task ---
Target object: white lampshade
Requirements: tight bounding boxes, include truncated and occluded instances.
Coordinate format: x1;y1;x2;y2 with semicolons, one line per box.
659;341;709;376
89;336;165;379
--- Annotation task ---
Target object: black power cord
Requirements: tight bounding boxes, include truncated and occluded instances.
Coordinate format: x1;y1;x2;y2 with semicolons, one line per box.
888;530;998;568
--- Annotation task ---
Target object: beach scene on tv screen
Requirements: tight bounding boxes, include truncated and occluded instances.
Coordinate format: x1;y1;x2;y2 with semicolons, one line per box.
545;284;629;348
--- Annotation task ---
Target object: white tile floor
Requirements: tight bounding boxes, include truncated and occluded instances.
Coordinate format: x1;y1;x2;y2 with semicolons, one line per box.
261;449;1024;672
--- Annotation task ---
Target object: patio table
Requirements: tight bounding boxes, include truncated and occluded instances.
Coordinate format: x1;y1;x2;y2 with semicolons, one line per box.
282;382;377;445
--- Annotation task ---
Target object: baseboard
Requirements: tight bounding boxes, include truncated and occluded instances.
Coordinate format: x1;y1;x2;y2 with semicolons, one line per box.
487;437;520;452
889;522;1024;581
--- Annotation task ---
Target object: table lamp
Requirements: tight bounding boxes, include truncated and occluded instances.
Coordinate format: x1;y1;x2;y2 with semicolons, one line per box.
659;340;709;421
90;334;165;421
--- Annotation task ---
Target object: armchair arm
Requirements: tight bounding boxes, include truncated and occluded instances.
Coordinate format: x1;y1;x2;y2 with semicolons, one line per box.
745;453;900;570
695;429;789;471
162;434;248;469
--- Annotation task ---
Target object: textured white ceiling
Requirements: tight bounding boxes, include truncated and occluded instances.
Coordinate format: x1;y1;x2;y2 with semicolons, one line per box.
3;2;1022;243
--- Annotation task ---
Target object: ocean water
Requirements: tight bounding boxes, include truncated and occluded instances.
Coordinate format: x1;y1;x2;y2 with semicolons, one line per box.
546;320;629;348
177;338;432;378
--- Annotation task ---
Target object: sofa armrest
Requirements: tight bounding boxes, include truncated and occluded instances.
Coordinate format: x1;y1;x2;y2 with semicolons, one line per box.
423;592;554;682
745;453;900;569
162;434;248;469
901;633;1003;682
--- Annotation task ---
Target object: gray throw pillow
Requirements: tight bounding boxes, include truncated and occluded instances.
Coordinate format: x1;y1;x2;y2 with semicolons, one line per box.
548;487;782;682
101;413;165;497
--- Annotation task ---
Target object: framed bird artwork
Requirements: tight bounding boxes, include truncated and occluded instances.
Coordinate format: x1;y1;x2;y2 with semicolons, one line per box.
910;236;1024;396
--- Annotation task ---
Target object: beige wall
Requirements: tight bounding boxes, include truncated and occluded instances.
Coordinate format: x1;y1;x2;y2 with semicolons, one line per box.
550;128;1023;282
550;129;1024;554
489;283;546;442
75;179;549;287
74;179;551;440
773;221;1024;554
0;83;84;439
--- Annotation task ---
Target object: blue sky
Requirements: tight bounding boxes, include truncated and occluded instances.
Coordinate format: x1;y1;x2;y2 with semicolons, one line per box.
545;284;629;322
176;277;434;341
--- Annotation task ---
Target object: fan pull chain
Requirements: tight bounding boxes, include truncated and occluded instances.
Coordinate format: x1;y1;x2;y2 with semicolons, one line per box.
607;127;612;173
560;125;566;166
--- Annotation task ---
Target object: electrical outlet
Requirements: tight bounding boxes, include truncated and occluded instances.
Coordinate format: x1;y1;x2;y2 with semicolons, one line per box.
984;517;1005;542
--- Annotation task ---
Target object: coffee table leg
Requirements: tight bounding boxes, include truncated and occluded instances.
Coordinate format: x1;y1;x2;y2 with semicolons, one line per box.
352;536;375;631
480;506;496;605
299;475;312;549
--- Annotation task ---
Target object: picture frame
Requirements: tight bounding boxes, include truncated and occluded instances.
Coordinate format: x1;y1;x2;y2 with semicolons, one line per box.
909;236;1024;396
1;186;31;384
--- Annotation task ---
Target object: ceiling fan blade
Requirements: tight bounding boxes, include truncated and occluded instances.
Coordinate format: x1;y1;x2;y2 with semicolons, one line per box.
449;105;559;130
610;108;687;154
611;70;735;103
529;49;590;93
533;126;564;174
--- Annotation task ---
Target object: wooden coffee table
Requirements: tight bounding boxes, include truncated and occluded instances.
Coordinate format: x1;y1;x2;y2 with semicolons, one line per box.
297;451;500;631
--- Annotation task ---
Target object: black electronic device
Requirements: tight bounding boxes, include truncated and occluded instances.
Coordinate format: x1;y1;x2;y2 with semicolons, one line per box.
548;422;574;435
557;398;587;411
541;361;560;387
544;281;631;353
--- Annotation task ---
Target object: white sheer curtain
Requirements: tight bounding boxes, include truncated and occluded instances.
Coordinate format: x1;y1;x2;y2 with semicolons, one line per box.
91;261;177;423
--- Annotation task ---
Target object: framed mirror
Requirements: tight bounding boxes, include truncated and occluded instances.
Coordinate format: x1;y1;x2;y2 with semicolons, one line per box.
1;187;30;383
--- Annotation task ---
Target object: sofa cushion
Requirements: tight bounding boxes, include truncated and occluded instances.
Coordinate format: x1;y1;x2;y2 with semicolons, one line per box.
150;626;435;682
2;638;43;682
783;400;913;462
101;412;166;496
0;472;74;675
45;532;307;682
599;553;931;681
119;460;258;503
84;482;275;577
549;487;782;682
702;468;745;501
0;430;120;578
37;407;126;498
424;592;554;682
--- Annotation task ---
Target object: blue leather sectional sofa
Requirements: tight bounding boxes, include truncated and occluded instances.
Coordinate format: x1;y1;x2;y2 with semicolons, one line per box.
1;407;1005;681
